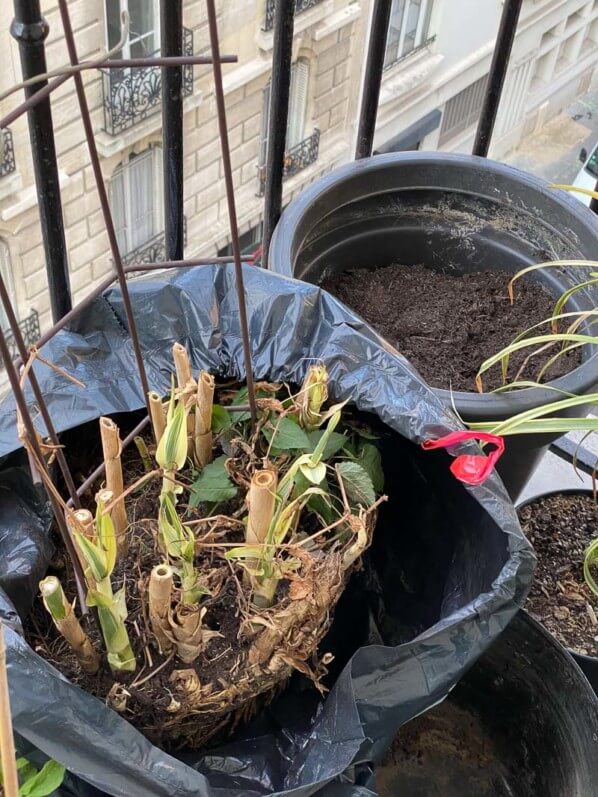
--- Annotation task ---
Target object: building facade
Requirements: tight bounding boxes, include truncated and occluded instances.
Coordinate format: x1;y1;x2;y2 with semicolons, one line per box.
0;0;596;359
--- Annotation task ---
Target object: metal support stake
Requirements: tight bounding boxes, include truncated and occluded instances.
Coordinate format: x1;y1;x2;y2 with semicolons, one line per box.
472;0;523;157
57;0;151;412
11;0;72;322
355;0;392;160
0;271;80;507
261;0;295;270
206;0;257;426
161;0;185;261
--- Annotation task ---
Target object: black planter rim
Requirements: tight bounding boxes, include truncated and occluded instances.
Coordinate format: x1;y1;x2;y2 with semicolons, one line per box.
517;487;598;668
269;151;598;421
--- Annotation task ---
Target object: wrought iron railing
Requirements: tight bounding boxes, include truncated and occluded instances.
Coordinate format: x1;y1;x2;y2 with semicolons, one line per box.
257;128;320;196
263;0;325;31
121;216;188;269
1;309;40;369
102;28;194;136
383;35;436;72
0;128;16;178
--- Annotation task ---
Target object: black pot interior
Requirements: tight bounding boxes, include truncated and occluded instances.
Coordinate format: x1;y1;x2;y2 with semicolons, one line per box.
374;612;598;797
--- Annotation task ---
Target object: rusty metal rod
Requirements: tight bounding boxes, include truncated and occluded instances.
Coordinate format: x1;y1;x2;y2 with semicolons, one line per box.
206;0;257;427
0;323;87;605
0;271;79;507
0;55;237;130
58;0;151;414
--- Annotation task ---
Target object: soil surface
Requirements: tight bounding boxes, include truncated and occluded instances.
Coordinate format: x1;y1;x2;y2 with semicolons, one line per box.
519;493;598;655
376;699;514;797
322;265;581;392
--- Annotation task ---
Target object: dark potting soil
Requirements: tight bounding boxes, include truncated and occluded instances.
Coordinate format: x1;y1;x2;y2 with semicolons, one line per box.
376;699;514;797
321;265;581;392
518;493;598;656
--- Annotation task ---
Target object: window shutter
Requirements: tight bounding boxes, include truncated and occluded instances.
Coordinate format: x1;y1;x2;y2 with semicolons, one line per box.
0;242;14;330
109;165;128;254
128;149;157;250
287;60;309;150
260;83;271;167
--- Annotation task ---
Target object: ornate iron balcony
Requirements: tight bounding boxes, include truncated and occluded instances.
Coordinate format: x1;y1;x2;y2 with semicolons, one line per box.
102;28;194;136
263;0;325;31
0;129;16;178
383;35;436;72
257;128;320;196
1;309;40;370
121;217;188;269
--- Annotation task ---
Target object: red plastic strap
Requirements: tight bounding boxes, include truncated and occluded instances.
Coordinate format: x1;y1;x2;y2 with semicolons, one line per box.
422;431;505;486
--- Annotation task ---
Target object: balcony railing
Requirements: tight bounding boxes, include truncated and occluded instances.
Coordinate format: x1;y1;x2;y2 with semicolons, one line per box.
121;217;188;269
1;310;40;370
257;128;320;196
0;129;16;178
102;28;194;136
263;0;324;31
383;35;436;72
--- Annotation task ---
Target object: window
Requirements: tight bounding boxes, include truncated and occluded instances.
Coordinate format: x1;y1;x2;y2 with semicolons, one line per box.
384;0;434;69
218;223;264;258
585;148;598;179
438;74;488;146
109;147;164;256
105;0;159;59
260;60;310;166
0;241;15;331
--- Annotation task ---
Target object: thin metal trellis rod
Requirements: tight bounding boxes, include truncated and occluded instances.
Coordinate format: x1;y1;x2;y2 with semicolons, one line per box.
0;321;87;605
355;0;392;160
472;0;523;157
57;0;152;414
261;0;295;271
206;0;257;426
0;271;80;507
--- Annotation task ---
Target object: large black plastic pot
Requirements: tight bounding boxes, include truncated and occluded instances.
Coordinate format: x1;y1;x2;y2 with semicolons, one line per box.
269;152;598;501
373;610;598;797
516;487;598;694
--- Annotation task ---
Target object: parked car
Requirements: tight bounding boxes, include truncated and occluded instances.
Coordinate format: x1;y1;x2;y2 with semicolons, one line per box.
574;142;598;205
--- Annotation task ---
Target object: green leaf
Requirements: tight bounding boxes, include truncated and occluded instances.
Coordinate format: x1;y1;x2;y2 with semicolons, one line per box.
211;404;232;432
74;532;108;583
299;461;327;484
306;430;347;461
156;398;188;471
20;760;65;797
263;417;311;450
336;461;375;508
225;544;265;560
190;455;238;506
358;443;384;493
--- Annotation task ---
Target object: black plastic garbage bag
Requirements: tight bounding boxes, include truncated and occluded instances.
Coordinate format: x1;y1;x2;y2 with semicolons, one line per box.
0;265;534;797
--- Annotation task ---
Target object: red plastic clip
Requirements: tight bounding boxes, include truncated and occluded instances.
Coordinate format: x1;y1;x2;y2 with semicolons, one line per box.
422;431;505;486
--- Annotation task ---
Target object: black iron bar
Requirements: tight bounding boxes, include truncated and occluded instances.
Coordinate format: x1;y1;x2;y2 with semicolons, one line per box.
0;323;87;604
261;0;295;270
161;0;185;262
57;0;152;414
472;0;523;157
206;0;257;426
0;56;237;130
0;273;80;507
11;0;71;322
591;179;598;214
355;0;392;159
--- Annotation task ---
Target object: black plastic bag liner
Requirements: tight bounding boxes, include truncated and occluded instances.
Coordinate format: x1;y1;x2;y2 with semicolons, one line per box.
0;265;534;796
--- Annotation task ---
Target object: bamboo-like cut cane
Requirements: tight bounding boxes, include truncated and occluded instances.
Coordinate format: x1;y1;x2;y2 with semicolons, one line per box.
149;391;166;445
99;417;128;554
172;343;192;388
40;577;100;673
67;508;94;581
149;564;174;653
246;468;278;545
0;623;18;797
194;371;215;468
